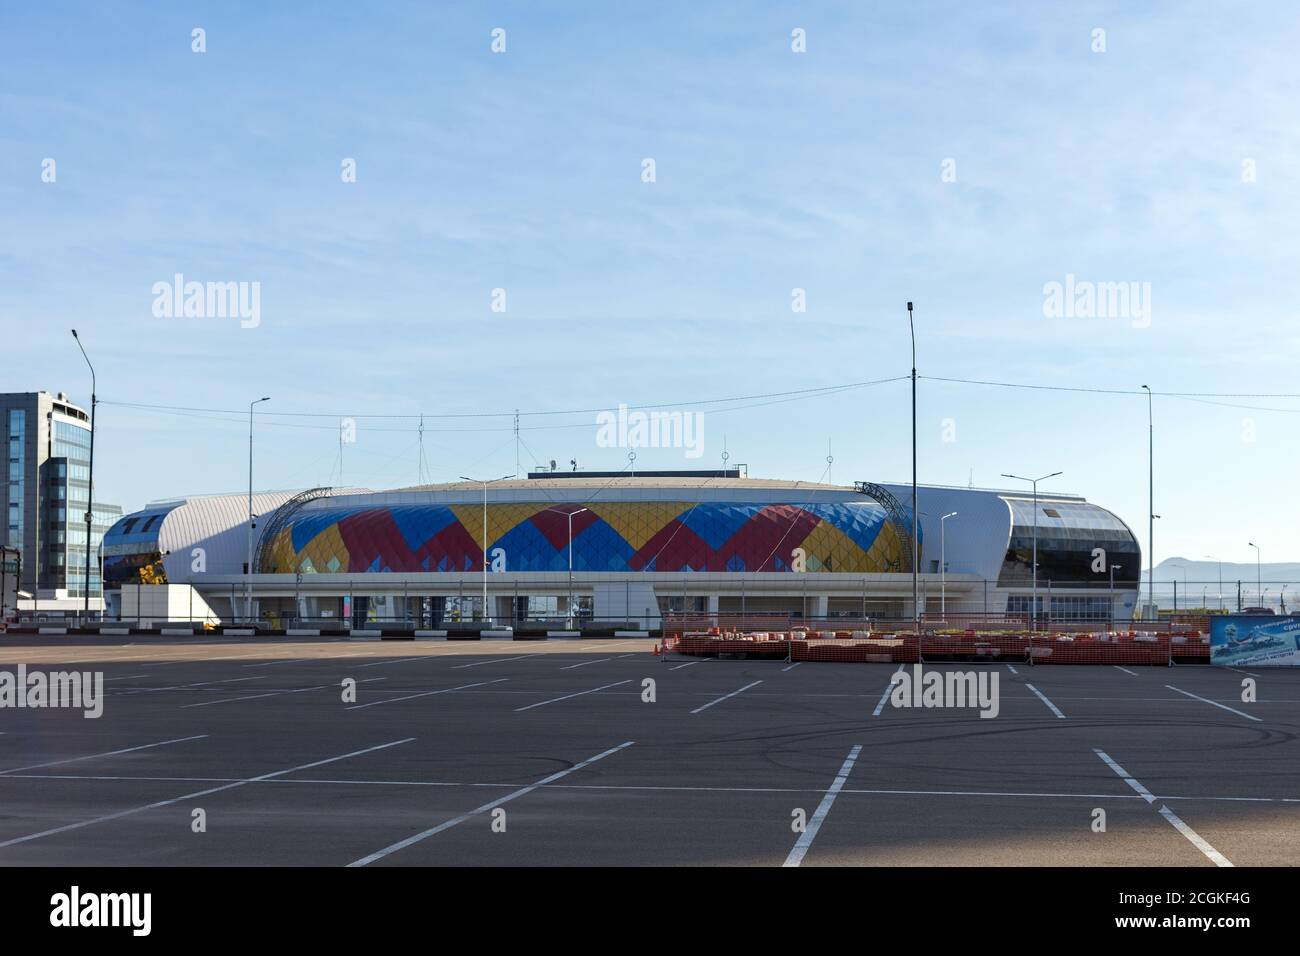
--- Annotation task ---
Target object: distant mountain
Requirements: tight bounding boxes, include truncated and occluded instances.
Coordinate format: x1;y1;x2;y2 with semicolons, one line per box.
1146;558;1300;583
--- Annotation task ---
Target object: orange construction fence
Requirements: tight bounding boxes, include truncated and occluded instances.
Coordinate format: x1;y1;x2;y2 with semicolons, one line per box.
665;626;1211;666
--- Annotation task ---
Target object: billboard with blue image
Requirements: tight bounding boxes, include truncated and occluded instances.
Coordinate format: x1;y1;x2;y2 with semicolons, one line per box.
1210;615;1300;667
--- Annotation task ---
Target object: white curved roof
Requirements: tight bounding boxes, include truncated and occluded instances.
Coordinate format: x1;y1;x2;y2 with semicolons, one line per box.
157;492;299;581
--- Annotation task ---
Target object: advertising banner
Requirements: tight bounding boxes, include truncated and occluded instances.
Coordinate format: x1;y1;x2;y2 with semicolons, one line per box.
1210;615;1300;667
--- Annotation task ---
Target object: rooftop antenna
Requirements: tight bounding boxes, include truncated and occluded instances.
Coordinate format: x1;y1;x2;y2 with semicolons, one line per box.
827;439;833;485
968;467;974;489
418;414;426;485
514;410;520;476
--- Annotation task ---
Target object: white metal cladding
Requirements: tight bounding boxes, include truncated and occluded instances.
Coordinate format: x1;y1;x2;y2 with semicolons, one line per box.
883;484;1017;580
157;492;298;580
880;484;1138;584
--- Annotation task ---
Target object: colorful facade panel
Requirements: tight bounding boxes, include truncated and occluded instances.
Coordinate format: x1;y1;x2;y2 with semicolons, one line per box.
260;501;911;575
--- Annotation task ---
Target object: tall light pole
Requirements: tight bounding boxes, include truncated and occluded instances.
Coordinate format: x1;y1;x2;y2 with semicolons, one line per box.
1248;542;1261;607
461;474;514;623
547;506;588;626
1168;561;1188;612
1001;471;1062;632
1141;384;1154;620
246;396;270;622
907;301;918;632
940;511;957;619
1204;554;1223;611
1109;563;1121;628
70;330;97;620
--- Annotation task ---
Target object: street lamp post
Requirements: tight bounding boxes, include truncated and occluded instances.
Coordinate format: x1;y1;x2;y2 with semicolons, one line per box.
70;330;97;621
246;396;270;623
907;302;918;633
940;511;957;619
547;506;589;627
1109;563;1121;629
1204;555;1223;611
1001;471;1063;633
1242;541;1263;608
1168;562;1188;613
460;474;515;624
1248;542;1261;608
1141;385;1154;620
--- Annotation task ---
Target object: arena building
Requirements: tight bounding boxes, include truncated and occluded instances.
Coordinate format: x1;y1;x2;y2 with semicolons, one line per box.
101;471;1142;626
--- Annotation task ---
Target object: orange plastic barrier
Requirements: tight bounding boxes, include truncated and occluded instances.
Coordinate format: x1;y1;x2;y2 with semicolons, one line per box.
669;629;1211;667
1030;633;1169;665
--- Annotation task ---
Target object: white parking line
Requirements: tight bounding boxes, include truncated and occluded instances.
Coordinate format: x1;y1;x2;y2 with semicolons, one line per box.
184;676;269;687
1166;684;1261;722
1024;682;1066;718
347;740;634;867
1113;666;1137;676
451;654;534;669
559;655;632;670
871;665;904;717
1006;664;1019;674
1094;748;1232;867
690;680;763;715
0;735;209;775
515;679;633;712
347;678;509;711
1094;749;1156;801
1225;666;1260;678
180;692;282;709
670;660;704;670
180;685;328;709
120;675;272;694
782;662;802;672
356;657;430;668
783;744;862;867
0;738;414;850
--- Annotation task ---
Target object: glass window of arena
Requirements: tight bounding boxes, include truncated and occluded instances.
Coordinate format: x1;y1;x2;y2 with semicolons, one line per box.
997;500;1140;589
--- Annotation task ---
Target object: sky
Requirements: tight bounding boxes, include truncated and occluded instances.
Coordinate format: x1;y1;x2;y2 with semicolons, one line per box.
2;1;1298;574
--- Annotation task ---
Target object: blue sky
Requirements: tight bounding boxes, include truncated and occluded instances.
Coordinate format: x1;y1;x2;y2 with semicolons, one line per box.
3;1;1298;571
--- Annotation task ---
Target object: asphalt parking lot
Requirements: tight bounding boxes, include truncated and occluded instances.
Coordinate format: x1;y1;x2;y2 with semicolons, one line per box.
1;637;1297;866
